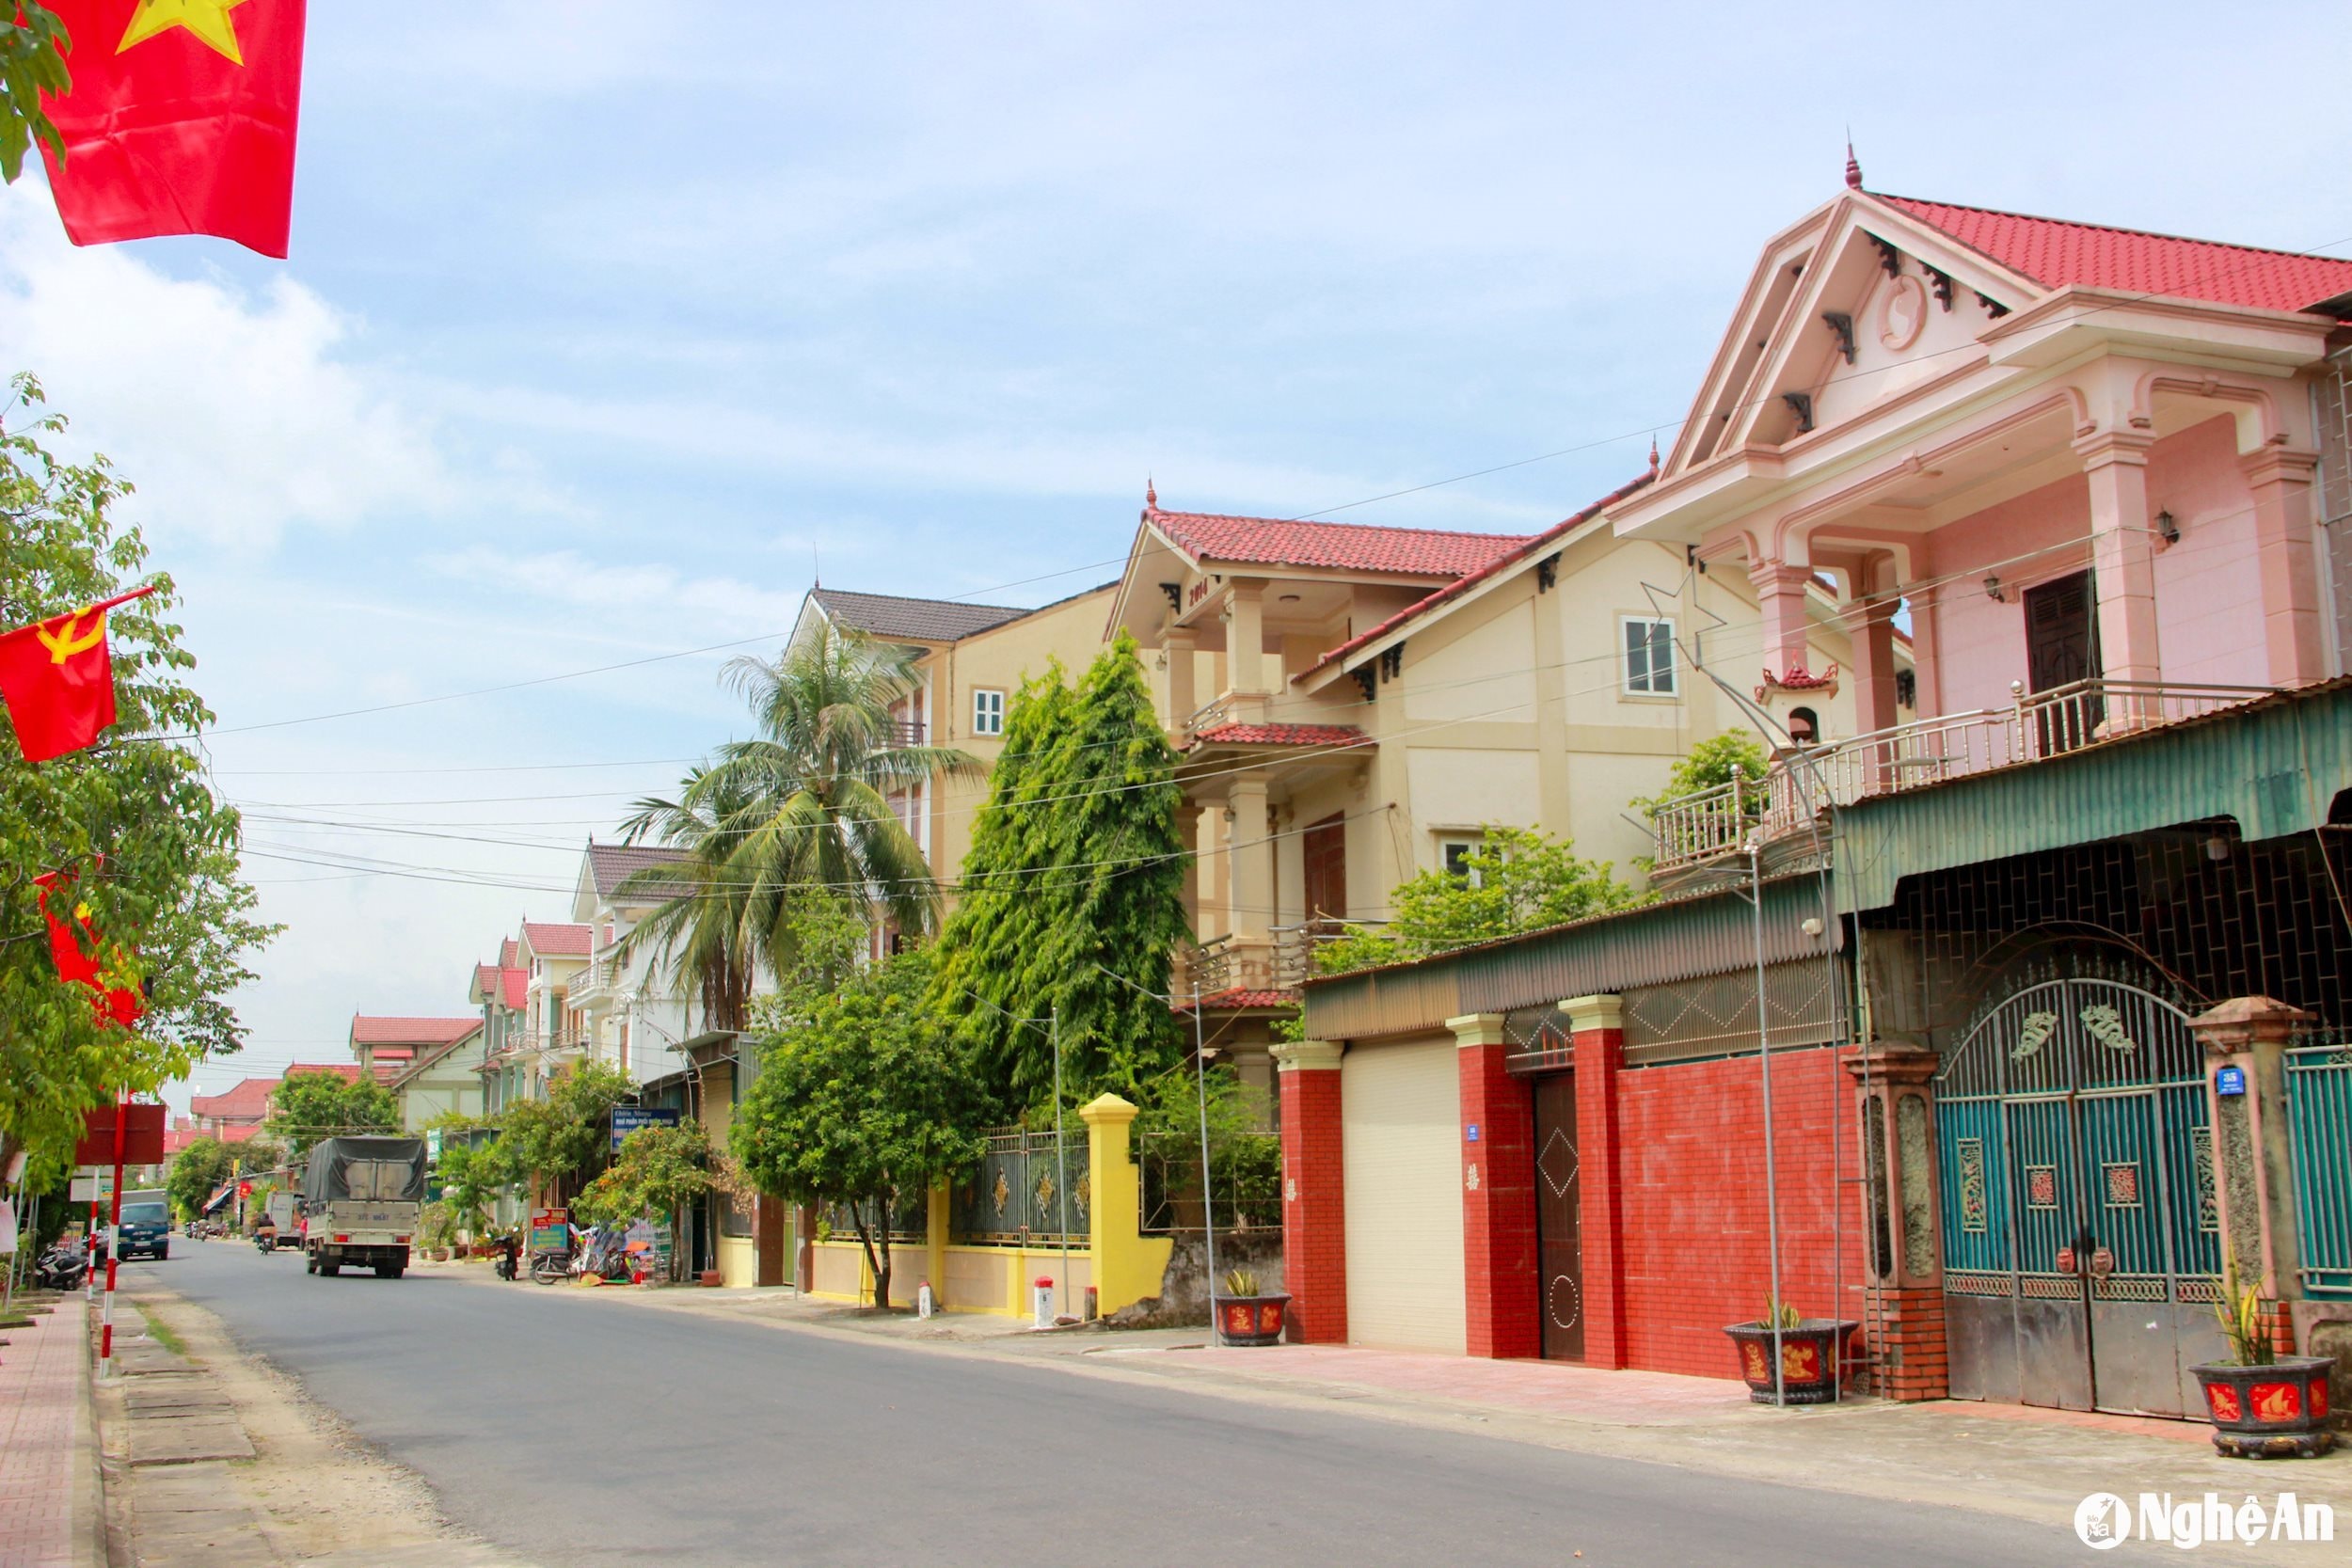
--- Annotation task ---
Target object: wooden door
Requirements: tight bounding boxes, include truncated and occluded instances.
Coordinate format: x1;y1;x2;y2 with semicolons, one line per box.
1302;813;1347;921
2025;571;2101;691
2025;571;2102;752
1534;1073;1584;1361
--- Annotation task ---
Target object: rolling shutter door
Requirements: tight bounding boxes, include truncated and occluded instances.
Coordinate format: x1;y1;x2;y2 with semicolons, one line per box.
1342;1036;1465;1352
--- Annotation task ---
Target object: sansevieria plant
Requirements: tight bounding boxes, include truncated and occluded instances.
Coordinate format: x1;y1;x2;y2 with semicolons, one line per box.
1222;1267;1261;1297
2213;1267;2276;1366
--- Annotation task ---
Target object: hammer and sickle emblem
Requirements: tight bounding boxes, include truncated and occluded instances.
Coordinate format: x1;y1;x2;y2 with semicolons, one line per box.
35;610;105;666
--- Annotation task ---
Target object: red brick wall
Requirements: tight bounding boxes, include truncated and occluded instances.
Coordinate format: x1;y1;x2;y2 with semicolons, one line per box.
1608;1044;1868;1381
1279;1066;1347;1343
1575;1022;1629;1368
1458;1041;1537;1358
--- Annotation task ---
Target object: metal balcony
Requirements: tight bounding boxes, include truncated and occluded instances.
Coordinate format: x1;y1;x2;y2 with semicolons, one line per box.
1647;679;2277;874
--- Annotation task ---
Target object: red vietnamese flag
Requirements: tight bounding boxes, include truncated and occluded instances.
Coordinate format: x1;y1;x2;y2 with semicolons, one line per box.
38;1;306;259
0;585;154;761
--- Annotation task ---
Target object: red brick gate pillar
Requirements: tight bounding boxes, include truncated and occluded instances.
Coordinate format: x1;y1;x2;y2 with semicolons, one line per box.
1565;994;1629;1370
1848;1040;1947;1400
2190;997;2311;1354
1274;1038;1347;1343
1450;1013;1537;1358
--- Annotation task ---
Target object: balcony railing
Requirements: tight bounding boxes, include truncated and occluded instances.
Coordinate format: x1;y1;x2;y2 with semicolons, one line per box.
568;954;620;1001
1272;918;1385;986
1648;679;2276;874
887;719;926;746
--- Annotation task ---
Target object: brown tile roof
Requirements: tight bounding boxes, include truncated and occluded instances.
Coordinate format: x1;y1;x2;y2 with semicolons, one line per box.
810;588;1031;643
584;841;691;899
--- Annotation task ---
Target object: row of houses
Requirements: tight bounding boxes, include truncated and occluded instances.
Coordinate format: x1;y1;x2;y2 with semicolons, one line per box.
320;165;2352;1418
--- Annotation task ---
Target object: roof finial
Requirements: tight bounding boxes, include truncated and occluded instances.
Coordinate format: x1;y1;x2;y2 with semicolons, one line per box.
1648;435;1661;471
1145;474;1157;509
1844;131;1862;191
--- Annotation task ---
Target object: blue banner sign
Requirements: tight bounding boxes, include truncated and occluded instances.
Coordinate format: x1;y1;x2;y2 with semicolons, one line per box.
611;1105;682;1150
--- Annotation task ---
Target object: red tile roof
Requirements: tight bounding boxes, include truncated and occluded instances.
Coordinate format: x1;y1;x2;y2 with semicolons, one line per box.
1187;722;1371;751
190;1077;275;1122
1308;469;1660;677
519;921;592;958
1146;503;1531;578
473;962;499;994
1879;195;2352;315
349;1016;483;1047
499;938;518;967
1176;988;1301;1011
501;969;527;1010
283;1062;365;1082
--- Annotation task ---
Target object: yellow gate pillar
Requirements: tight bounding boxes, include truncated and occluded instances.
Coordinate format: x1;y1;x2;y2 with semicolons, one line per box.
1082;1092;1173;1316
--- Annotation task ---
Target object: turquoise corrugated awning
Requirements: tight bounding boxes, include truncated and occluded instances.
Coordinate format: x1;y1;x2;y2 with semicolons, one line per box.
1835;681;2352;914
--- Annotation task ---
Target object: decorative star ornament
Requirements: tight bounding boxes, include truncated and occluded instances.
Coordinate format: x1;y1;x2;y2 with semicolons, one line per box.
118;0;254;66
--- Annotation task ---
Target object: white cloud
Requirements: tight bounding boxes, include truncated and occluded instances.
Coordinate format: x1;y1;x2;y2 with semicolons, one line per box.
0;187;459;550
422;546;803;637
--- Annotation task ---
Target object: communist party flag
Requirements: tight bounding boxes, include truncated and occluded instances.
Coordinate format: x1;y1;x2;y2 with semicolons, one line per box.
38;1;307;259
33;868;144;1028
0;585;155;762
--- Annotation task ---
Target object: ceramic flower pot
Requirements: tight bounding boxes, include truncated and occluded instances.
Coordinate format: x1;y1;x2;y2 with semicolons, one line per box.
2189;1357;2336;1458
1724;1319;1861;1403
1215;1292;1292;1346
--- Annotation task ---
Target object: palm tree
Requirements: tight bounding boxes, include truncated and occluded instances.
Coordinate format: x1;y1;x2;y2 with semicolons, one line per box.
612;764;767;1033
621;622;982;999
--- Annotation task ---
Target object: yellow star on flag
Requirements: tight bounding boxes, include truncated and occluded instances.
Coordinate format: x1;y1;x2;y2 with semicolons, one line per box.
118;0;254;66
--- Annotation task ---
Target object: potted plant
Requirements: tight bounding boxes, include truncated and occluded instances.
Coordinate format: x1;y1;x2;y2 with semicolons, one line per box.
1724;1301;1860;1404
2189;1273;2336;1458
1212;1267;1291;1347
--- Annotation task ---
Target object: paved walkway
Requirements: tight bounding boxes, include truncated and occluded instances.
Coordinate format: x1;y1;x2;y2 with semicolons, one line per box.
0;1293;93;1568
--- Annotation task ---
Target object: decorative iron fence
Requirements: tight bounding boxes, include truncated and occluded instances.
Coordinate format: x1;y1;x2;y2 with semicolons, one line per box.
822;1185;928;1245
2287;1029;2352;1298
946;1128;1089;1243
1136;1129;1280;1235
1649;679;2277;872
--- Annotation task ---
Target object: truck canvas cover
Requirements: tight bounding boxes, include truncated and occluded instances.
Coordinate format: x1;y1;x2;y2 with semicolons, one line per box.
300;1136;427;1209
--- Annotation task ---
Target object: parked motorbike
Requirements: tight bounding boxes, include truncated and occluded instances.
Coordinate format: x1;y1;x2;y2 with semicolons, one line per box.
34;1241;88;1291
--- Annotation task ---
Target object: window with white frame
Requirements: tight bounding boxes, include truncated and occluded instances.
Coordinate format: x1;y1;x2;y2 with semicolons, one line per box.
1622;616;1678;696
972;688;1006;736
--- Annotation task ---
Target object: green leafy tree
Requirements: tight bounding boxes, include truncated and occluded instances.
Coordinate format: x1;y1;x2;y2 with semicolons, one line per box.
1317;825;1641;974
624;621;981;970
493;1061;632;1205
0;375;276;1185
425;1114;507;1238
1629;730;1773;871
571;1121;717;1279
1632;730;1772;816
166;1133;233;1221
1130;1061;1281;1229
0;7;69;184
734;947;987;1309
931;633;1189;1107
263;1069;396;1163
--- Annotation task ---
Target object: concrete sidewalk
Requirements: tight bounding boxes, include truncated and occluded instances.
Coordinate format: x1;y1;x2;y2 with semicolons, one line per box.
473;1259;2351;1542
0;1291;102;1568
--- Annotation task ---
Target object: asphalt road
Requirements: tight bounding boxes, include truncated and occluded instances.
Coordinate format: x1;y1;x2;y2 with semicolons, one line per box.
134;1242;2069;1568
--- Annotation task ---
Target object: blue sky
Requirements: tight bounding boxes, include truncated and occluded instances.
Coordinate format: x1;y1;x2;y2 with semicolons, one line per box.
2;1;2343;1106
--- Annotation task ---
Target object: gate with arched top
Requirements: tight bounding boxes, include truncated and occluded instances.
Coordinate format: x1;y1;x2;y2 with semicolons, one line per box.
1935;977;2228;1417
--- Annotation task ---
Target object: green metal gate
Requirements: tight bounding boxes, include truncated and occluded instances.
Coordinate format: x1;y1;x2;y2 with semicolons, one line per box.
1936;977;2226;1418
2286;1033;2352;1298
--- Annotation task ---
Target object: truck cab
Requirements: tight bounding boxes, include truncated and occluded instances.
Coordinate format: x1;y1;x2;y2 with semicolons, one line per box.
117;1195;170;1261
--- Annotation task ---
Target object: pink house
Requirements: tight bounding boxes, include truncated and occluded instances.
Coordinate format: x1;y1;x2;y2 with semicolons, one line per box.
1615;164;2352;861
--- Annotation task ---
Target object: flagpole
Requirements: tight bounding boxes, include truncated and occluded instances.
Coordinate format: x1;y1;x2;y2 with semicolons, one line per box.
84;584;158;617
